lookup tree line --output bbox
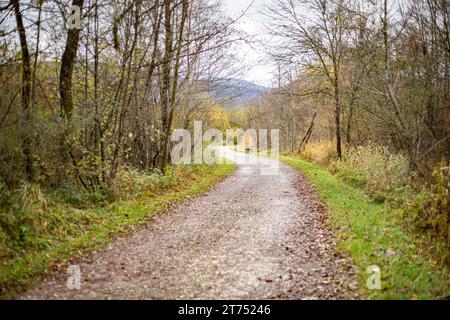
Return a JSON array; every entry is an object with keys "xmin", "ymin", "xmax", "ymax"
[
  {"xmin": 242, "ymin": 0, "xmax": 449, "ymax": 176},
  {"xmin": 0, "ymin": 0, "xmax": 238, "ymax": 191}
]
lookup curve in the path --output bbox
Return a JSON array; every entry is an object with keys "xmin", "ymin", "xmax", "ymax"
[{"xmin": 20, "ymin": 149, "xmax": 358, "ymax": 299}]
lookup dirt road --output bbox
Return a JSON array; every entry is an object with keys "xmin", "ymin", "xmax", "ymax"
[{"xmin": 20, "ymin": 149, "xmax": 358, "ymax": 299}]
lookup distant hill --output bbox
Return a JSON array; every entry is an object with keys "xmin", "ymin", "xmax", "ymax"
[{"xmin": 209, "ymin": 78, "xmax": 271, "ymax": 108}]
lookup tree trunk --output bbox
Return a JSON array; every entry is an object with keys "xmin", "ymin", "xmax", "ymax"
[
  {"xmin": 159, "ymin": 0, "xmax": 174, "ymax": 174},
  {"xmin": 59, "ymin": 0, "xmax": 86, "ymax": 189},
  {"xmin": 346, "ymin": 103, "xmax": 353, "ymax": 145},
  {"xmin": 298, "ymin": 112, "xmax": 317, "ymax": 153},
  {"xmin": 11, "ymin": 0, "xmax": 34, "ymax": 181},
  {"xmin": 334, "ymin": 74, "xmax": 342, "ymax": 160},
  {"xmin": 60, "ymin": 0, "xmax": 84, "ymax": 119},
  {"xmin": 160, "ymin": 0, "xmax": 188, "ymax": 174}
]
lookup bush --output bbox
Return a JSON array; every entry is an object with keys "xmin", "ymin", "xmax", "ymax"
[
  {"xmin": 406, "ymin": 166, "xmax": 449, "ymax": 264},
  {"xmin": 0, "ymin": 165, "xmax": 183, "ymax": 259},
  {"xmin": 0, "ymin": 129, "xmax": 24, "ymax": 189},
  {"xmin": 0, "ymin": 180, "xmax": 8, "ymax": 208},
  {"xmin": 113, "ymin": 167, "xmax": 167, "ymax": 200},
  {"xmin": 301, "ymin": 141, "xmax": 449, "ymax": 265},
  {"xmin": 302, "ymin": 140, "xmax": 338, "ymax": 165},
  {"xmin": 65, "ymin": 191, "xmax": 84, "ymax": 206},
  {"xmin": 328, "ymin": 161, "xmax": 367, "ymax": 188},
  {"xmin": 303, "ymin": 142, "xmax": 410, "ymax": 200},
  {"xmin": 0, "ymin": 182, "xmax": 52, "ymax": 254},
  {"xmin": 342, "ymin": 144, "xmax": 409, "ymax": 199}
]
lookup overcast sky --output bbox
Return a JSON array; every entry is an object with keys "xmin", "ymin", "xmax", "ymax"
[{"xmin": 222, "ymin": 0, "xmax": 276, "ymax": 87}]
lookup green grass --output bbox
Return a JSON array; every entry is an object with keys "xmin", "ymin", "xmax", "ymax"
[
  {"xmin": 281, "ymin": 156, "xmax": 449, "ymax": 300},
  {"xmin": 0, "ymin": 163, "xmax": 236, "ymax": 299}
]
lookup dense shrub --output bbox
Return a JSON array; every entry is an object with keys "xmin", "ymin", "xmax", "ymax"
[
  {"xmin": 0, "ymin": 182, "xmax": 54, "ymax": 257},
  {"xmin": 328, "ymin": 161, "xmax": 367, "ymax": 188},
  {"xmin": 0, "ymin": 167, "xmax": 178, "ymax": 261},
  {"xmin": 301, "ymin": 141, "xmax": 449, "ymax": 264},
  {"xmin": 332, "ymin": 144, "xmax": 410, "ymax": 200},
  {"xmin": 0, "ymin": 129, "xmax": 24, "ymax": 188},
  {"xmin": 302, "ymin": 142, "xmax": 410, "ymax": 201},
  {"xmin": 113, "ymin": 167, "xmax": 171, "ymax": 200},
  {"xmin": 406, "ymin": 166, "xmax": 449, "ymax": 264},
  {"xmin": 302, "ymin": 140, "xmax": 339, "ymax": 165}
]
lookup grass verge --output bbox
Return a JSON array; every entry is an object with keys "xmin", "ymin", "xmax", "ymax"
[
  {"xmin": 281, "ymin": 155, "xmax": 449, "ymax": 299},
  {"xmin": 0, "ymin": 163, "xmax": 235, "ymax": 299}
]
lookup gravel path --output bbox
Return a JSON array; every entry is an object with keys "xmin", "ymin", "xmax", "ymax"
[{"xmin": 19, "ymin": 149, "xmax": 359, "ymax": 299}]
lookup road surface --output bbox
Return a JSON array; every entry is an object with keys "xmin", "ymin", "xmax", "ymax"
[{"xmin": 20, "ymin": 149, "xmax": 358, "ymax": 299}]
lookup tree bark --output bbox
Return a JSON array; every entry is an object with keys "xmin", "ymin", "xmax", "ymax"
[
  {"xmin": 160, "ymin": 0, "xmax": 188, "ymax": 174},
  {"xmin": 60, "ymin": 0, "xmax": 84, "ymax": 119},
  {"xmin": 58, "ymin": 0, "xmax": 87, "ymax": 189},
  {"xmin": 11, "ymin": 0, "xmax": 34, "ymax": 181},
  {"xmin": 159, "ymin": 0, "xmax": 173, "ymax": 173},
  {"xmin": 334, "ymin": 73, "xmax": 342, "ymax": 160},
  {"xmin": 298, "ymin": 112, "xmax": 317, "ymax": 153}
]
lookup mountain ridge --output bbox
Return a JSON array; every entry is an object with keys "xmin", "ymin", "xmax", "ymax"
[{"xmin": 209, "ymin": 78, "xmax": 271, "ymax": 108}]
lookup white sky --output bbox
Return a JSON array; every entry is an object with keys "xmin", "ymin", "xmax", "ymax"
[{"xmin": 222, "ymin": 0, "xmax": 276, "ymax": 87}]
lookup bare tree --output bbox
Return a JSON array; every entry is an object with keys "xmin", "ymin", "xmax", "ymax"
[{"xmin": 266, "ymin": 0, "xmax": 354, "ymax": 159}]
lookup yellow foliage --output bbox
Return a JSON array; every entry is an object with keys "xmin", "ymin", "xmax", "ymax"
[
  {"xmin": 208, "ymin": 105, "xmax": 229, "ymax": 132},
  {"xmin": 302, "ymin": 140, "xmax": 338, "ymax": 165}
]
